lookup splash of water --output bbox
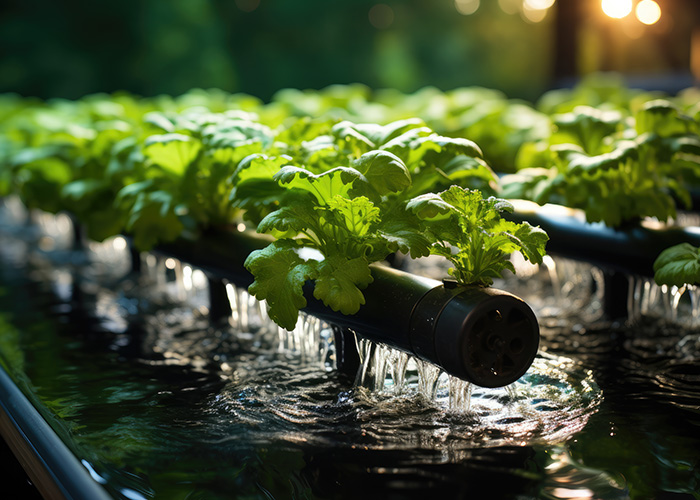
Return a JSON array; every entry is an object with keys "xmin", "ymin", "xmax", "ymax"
[
  {"xmin": 224, "ymin": 282, "xmax": 336, "ymax": 369},
  {"xmin": 352, "ymin": 335, "xmax": 600, "ymax": 442},
  {"xmin": 130, "ymin": 253, "xmax": 600, "ymax": 440},
  {"xmin": 629, "ymin": 276, "xmax": 700, "ymax": 328}
]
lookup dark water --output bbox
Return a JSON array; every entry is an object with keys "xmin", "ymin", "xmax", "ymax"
[{"xmin": 0, "ymin": 202, "xmax": 699, "ymax": 500}]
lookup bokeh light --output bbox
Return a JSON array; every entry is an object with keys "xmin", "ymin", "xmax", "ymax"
[
  {"xmin": 368, "ymin": 3, "xmax": 395, "ymax": 29},
  {"xmin": 455, "ymin": 0, "xmax": 480, "ymax": 16},
  {"xmin": 636, "ymin": 0, "xmax": 662, "ymax": 25},
  {"xmin": 498, "ymin": 0, "xmax": 521, "ymax": 15},
  {"xmin": 601, "ymin": 0, "xmax": 633, "ymax": 19},
  {"xmin": 524, "ymin": 0, "xmax": 556, "ymax": 10},
  {"xmin": 522, "ymin": 0, "xmax": 551, "ymax": 23}
]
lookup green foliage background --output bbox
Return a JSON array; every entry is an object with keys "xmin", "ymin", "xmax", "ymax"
[{"xmin": 0, "ymin": 0, "xmax": 553, "ymax": 101}]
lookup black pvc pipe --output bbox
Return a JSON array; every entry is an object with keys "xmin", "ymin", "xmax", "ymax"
[
  {"xmin": 507, "ymin": 202, "xmax": 700, "ymax": 278},
  {"xmin": 155, "ymin": 229, "xmax": 540, "ymax": 388}
]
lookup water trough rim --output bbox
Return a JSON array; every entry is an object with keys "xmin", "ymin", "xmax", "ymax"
[{"xmin": 0, "ymin": 365, "xmax": 113, "ymax": 500}]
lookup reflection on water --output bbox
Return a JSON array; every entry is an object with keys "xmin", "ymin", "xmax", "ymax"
[{"xmin": 1, "ymin": 200, "xmax": 700, "ymax": 499}]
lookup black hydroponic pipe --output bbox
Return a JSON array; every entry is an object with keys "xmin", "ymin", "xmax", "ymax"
[
  {"xmin": 506, "ymin": 201, "xmax": 700, "ymax": 320},
  {"xmin": 155, "ymin": 229, "xmax": 540, "ymax": 388},
  {"xmin": 305, "ymin": 267, "xmax": 539, "ymax": 388},
  {"xmin": 508, "ymin": 201, "xmax": 700, "ymax": 278}
]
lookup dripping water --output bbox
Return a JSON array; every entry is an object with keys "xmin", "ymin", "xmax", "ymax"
[
  {"xmin": 628, "ymin": 276, "xmax": 700, "ymax": 328},
  {"xmin": 0, "ymin": 204, "xmax": 601, "ymax": 423},
  {"xmin": 448, "ymin": 377, "xmax": 473, "ymax": 412}
]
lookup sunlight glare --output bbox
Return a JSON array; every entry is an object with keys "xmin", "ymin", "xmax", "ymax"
[
  {"xmin": 601, "ymin": 0, "xmax": 632, "ymax": 19},
  {"xmin": 522, "ymin": 2, "xmax": 549, "ymax": 23},
  {"xmin": 635, "ymin": 0, "xmax": 661, "ymax": 25}
]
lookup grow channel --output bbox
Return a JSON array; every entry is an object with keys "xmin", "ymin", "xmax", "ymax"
[{"xmin": 1, "ymin": 197, "xmax": 699, "ymax": 499}]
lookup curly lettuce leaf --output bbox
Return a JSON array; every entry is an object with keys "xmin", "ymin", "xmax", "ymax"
[
  {"xmin": 244, "ymin": 240, "xmax": 318, "ymax": 331},
  {"xmin": 124, "ymin": 190, "xmax": 185, "ymax": 251},
  {"xmin": 324, "ymin": 195, "xmax": 380, "ymax": 238},
  {"xmin": 313, "ymin": 255, "xmax": 373, "ymax": 315},
  {"xmin": 408, "ymin": 186, "xmax": 548, "ymax": 286},
  {"xmin": 246, "ymin": 158, "xmax": 421, "ymax": 327}
]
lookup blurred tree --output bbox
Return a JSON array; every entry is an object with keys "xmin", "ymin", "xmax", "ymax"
[
  {"xmin": 0, "ymin": 0, "xmax": 553, "ymax": 101},
  {"xmin": 132, "ymin": 0, "xmax": 238, "ymax": 96}
]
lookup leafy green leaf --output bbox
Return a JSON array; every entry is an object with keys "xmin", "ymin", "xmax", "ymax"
[
  {"xmin": 143, "ymin": 133, "xmax": 201, "ymax": 176},
  {"xmin": 274, "ymin": 165, "xmax": 362, "ymax": 204},
  {"xmin": 553, "ymin": 105, "xmax": 623, "ymax": 154},
  {"xmin": 143, "ymin": 112, "xmax": 176, "ymax": 133},
  {"xmin": 332, "ymin": 119, "xmax": 424, "ymax": 153},
  {"xmin": 124, "ymin": 190, "xmax": 184, "ymax": 250},
  {"xmin": 493, "ymin": 218, "xmax": 550, "ymax": 263},
  {"xmin": 256, "ymin": 199, "xmax": 318, "ymax": 237},
  {"xmin": 274, "ymin": 117, "xmax": 333, "ymax": 148},
  {"xmin": 376, "ymin": 208, "xmax": 432, "ymax": 259},
  {"xmin": 313, "ymin": 255, "xmax": 373, "ymax": 315},
  {"xmin": 15, "ymin": 157, "xmax": 73, "ymax": 213},
  {"xmin": 204, "ymin": 119, "xmax": 274, "ymax": 149},
  {"xmin": 350, "ymin": 150, "xmax": 411, "ymax": 196},
  {"xmin": 564, "ymin": 140, "xmax": 638, "ymax": 174},
  {"xmin": 325, "ymin": 195, "xmax": 380, "ymax": 238},
  {"xmin": 244, "ymin": 240, "xmax": 318, "ymax": 331},
  {"xmin": 636, "ymin": 100, "xmax": 694, "ymax": 136},
  {"xmin": 653, "ymin": 243, "xmax": 700, "ymax": 287},
  {"xmin": 230, "ymin": 153, "xmax": 291, "ymax": 186},
  {"xmin": 405, "ymin": 192, "xmax": 454, "ymax": 220}
]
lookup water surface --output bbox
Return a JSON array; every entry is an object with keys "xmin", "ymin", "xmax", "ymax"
[{"xmin": 0, "ymin": 202, "xmax": 698, "ymax": 499}]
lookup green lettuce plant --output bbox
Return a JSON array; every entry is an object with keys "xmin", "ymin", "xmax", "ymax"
[
  {"xmin": 243, "ymin": 154, "xmax": 429, "ymax": 330},
  {"xmin": 408, "ymin": 186, "xmax": 548, "ymax": 286},
  {"xmin": 502, "ymin": 99, "xmax": 700, "ymax": 228}
]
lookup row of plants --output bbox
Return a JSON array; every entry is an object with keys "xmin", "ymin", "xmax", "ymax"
[
  {"xmin": 0, "ymin": 92, "xmax": 548, "ymax": 331},
  {"xmin": 4, "ymin": 75, "xmax": 699, "ymax": 224},
  {"xmin": 1, "ymin": 76, "xmax": 699, "ymax": 325}
]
